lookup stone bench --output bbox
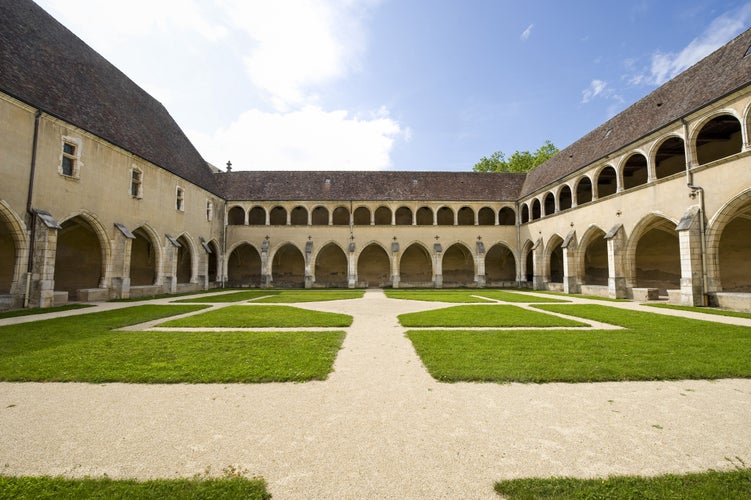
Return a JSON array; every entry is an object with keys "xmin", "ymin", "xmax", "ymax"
[
  {"xmin": 77, "ymin": 288, "xmax": 108, "ymax": 302},
  {"xmin": 579, "ymin": 284, "xmax": 609, "ymax": 298},
  {"xmin": 708, "ymin": 292, "xmax": 751, "ymax": 313},
  {"xmin": 52, "ymin": 291, "xmax": 69, "ymax": 306},
  {"xmin": 129, "ymin": 285, "xmax": 162, "ymax": 299},
  {"xmin": 632, "ymin": 287, "xmax": 659, "ymax": 301}
]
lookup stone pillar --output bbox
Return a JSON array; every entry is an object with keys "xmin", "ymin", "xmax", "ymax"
[
  {"xmin": 433, "ymin": 242, "xmax": 443, "ymax": 288},
  {"xmin": 28, "ymin": 212, "xmax": 60, "ymax": 308},
  {"xmin": 163, "ymin": 236, "xmax": 179, "ymax": 294},
  {"xmin": 475, "ymin": 240, "xmax": 486, "ymax": 288},
  {"xmin": 562, "ymin": 230, "xmax": 580, "ymax": 294},
  {"xmin": 532, "ymin": 238, "xmax": 545, "ymax": 290},
  {"xmin": 391, "ymin": 241, "xmax": 400, "ymax": 288},
  {"xmin": 261, "ymin": 240, "xmax": 271, "ymax": 288},
  {"xmin": 604, "ymin": 224, "xmax": 627, "ymax": 298},
  {"xmin": 304, "ymin": 241, "xmax": 313, "ymax": 288},
  {"xmin": 676, "ymin": 206, "xmax": 706, "ymax": 306},
  {"xmin": 111, "ymin": 223, "xmax": 135, "ymax": 299}
]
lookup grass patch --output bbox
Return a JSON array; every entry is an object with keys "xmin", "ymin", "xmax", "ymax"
[
  {"xmin": 0, "ymin": 474, "xmax": 270, "ymax": 499},
  {"xmin": 108, "ymin": 289, "xmax": 227, "ymax": 302},
  {"xmin": 174, "ymin": 290, "xmax": 278, "ymax": 303},
  {"xmin": 252, "ymin": 290, "xmax": 364, "ymax": 303},
  {"xmin": 532, "ymin": 289, "xmax": 629, "ymax": 302},
  {"xmin": 646, "ymin": 303, "xmax": 751, "ymax": 320},
  {"xmin": 495, "ymin": 468, "xmax": 751, "ymax": 499},
  {"xmin": 385, "ymin": 290, "xmax": 492, "ymax": 303},
  {"xmin": 407, "ymin": 304, "xmax": 751, "ymax": 383},
  {"xmin": 0, "ymin": 304, "xmax": 94, "ymax": 319},
  {"xmin": 160, "ymin": 305, "xmax": 353, "ymax": 328},
  {"xmin": 470, "ymin": 290, "xmax": 569, "ymax": 303},
  {"xmin": 0, "ymin": 305, "xmax": 344, "ymax": 382},
  {"xmin": 398, "ymin": 305, "xmax": 587, "ymax": 328}
]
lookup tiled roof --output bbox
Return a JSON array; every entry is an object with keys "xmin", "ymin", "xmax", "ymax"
[
  {"xmin": 0, "ymin": 0, "xmax": 220, "ymax": 195},
  {"xmin": 521, "ymin": 27, "xmax": 751, "ymax": 198},
  {"xmin": 216, "ymin": 171, "xmax": 526, "ymax": 202}
]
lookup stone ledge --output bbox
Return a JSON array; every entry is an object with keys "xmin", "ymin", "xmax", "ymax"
[
  {"xmin": 632, "ymin": 287, "xmax": 659, "ymax": 301},
  {"xmin": 77, "ymin": 288, "xmax": 108, "ymax": 302}
]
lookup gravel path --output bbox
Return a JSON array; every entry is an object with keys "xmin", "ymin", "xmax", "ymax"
[{"xmin": 1, "ymin": 290, "xmax": 750, "ymax": 499}]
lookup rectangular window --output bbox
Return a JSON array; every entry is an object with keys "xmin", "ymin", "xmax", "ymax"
[
  {"xmin": 130, "ymin": 168, "xmax": 143, "ymax": 198},
  {"xmin": 61, "ymin": 142, "xmax": 76, "ymax": 176},
  {"xmin": 176, "ymin": 187, "xmax": 185, "ymax": 211},
  {"xmin": 206, "ymin": 200, "xmax": 214, "ymax": 221}
]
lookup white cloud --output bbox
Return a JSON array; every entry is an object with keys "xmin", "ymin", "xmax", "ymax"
[
  {"xmin": 633, "ymin": 2, "xmax": 751, "ymax": 85},
  {"xmin": 581, "ymin": 79, "xmax": 607, "ymax": 103},
  {"xmin": 520, "ymin": 24, "xmax": 534, "ymax": 42},
  {"xmin": 190, "ymin": 106, "xmax": 404, "ymax": 171}
]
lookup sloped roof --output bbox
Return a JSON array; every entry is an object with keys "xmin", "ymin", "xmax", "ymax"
[
  {"xmin": 216, "ymin": 170, "xmax": 526, "ymax": 202},
  {"xmin": 521, "ymin": 27, "xmax": 751, "ymax": 198},
  {"xmin": 0, "ymin": 0, "xmax": 220, "ymax": 195}
]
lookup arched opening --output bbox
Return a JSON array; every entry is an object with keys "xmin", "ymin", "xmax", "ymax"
[
  {"xmin": 272, "ymin": 244, "xmax": 305, "ymax": 287},
  {"xmin": 395, "ymin": 206, "xmax": 413, "ymax": 225},
  {"xmin": 400, "ymin": 244, "xmax": 432, "ymax": 284},
  {"xmin": 576, "ymin": 177, "xmax": 593, "ymax": 205},
  {"xmin": 270, "ymin": 206, "xmax": 287, "ymax": 225},
  {"xmin": 478, "ymin": 207, "xmax": 495, "ymax": 225},
  {"xmin": 374, "ymin": 206, "xmax": 391, "ymax": 225},
  {"xmin": 416, "ymin": 207, "xmax": 433, "ymax": 225},
  {"xmin": 696, "ymin": 114, "xmax": 742, "ymax": 165},
  {"xmin": 312, "ymin": 206, "xmax": 329, "ymax": 225},
  {"xmin": 655, "ymin": 137, "xmax": 686, "ymax": 179},
  {"xmin": 332, "ymin": 207, "xmax": 349, "ymax": 225},
  {"xmin": 633, "ymin": 219, "xmax": 680, "ymax": 295},
  {"xmin": 290, "ymin": 206, "xmax": 308, "ymax": 225},
  {"xmin": 207, "ymin": 240, "xmax": 219, "ymax": 283},
  {"xmin": 248, "ymin": 206, "xmax": 266, "ymax": 225},
  {"xmin": 499, "ymin": 207, "xmax": 515, "ymax": 225},
  {"xmin": 130, "ymin": 227, "xmax": 158, "ymax": 286},
  {"xmin": 357, "ymin": 244, "xmax": 390, "ymax": 286},
  {"xmin": 547, "ymin": 237, "xmax": 564, "ymax": 284},
  {"xmin": 54, "ymin": 216, "xmax": 103, "ymax": 298},
  {"xmin": 581, "ymin": 228, "xmax": 608, "ymax": 285},
  {"xmin": 227, "ymin": 206, "xmax": 245, "ymax": 225},
  {"xmin": 717, "ymin": 201, "xmax": 751, "ymax": 291},
  {"xmin": 457, "ymin": 207, "xmax": 474, "ymax": 225},
  {"xmin": 442, "ymin": 243, "xmax": 474, "ymax": 286},
  {"xmin": 0, "ymin": 212, "xmax": 18, "ymax": 294},
  {"xmin": 176, "ymin": 235, "xmax": 192, "ymax": 284},
  {"xmin": 521, "ymin": 204, "xmax": 530, "ymax": 224},
  {"xmin": 622, "ymin": 153, "xmax": 649, "ymax": 190},
  {"xmin": 228, "ymin": 243, "xmax": 262, "ymax": 286},
  {"xmin": 315, "ymin": 243, "xmax": 348, "ymax": 287},
  {"xmin": 437, "ymin": 207, "xmax": 454, "ymax": 225},
  {"xmin": 523, "ymin": 243, "xmax": 534, "ymax": 282},
  {"xmin": 353, "ymin": 206, "xmax": 371, "ymax": 225},
  {"xmin": 531, "ymin": 199, "xmax": 541, "ymax": 220},
  {"xmin": 597, "ymin": 166, "xmax": 617, "ymax": 197},
  {"xmin": 559, "ymin": 185, "xmax": 572, "ymax": 211},
  {"xmin": 543, "ymin": 192, "xmax": 555, "ymax": 216},
  {"xmin": 485, "ymin": 244, "xmax": 515, "ymax": 284}
]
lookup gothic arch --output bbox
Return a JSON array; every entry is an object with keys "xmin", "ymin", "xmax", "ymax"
[
  {"xmin": 357, "ymin": 242, "xmax": 390, "ymax": 286},
  {"xmin": 544, "ymin": 234, "xmax": 564, "ymax": 283},
  {"xmin": 175, "ymin": 233, "xmax": 197, "ymax": 284},
  {"xmin": 313, "ymin": 242, "xmax": 348, "ymax": 286},
  {"xmin": 578, "ymin": 225, "xmax": 608, "ymax": 286},
  {"xmin": 400, "ymin": 242, "xmax": 433, "ymax": 284},
  {"xmin": 130, "ymin": 224, "xmax": 162, "ymax": 286},
  {"xmin": 270, "ymin": 243, "xmax": 305, "ymax": 287},
  {"xmin": 485, "ymin": 243, "xmax": 516, "ymax": 284},
  {"xmin": 0, "ymin": 201, "xmax": 27, "ymax": 295},
  {"xmin": 624, "ymin": 213, "xmax": 680, "ymax": 295},
  {"xmin": 55, "ymin": 211, "xmax": 111, "ymax": 297},
  {"xmin": 707, "ymin": 189, "xmax": 751, "ymax": 292},
  {"xmin": 442, "ymin": 242, "xmax": 474, "ymax": 285},
  {"xmin": 227, "ymin": 242, "xmax": 263, "ymax": 286}
]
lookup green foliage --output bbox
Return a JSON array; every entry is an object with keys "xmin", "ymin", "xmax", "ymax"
[
  {"xmin": 160, "ymin": 305, "xmax": 353, "ymax": 328},
  {"xmin": 473, "ymin": 140, "xmax": 559, "ymax": 173},
  {"xmin": 647, "ymin": 303, "xmax": 751, "ymax": 319},
  {"xmin": 0, "ymin": 474, "xmax": 271, "ymax": 499},
  {"xmin": 398, "ymin": 305, "xmax": 586, "ymax": 327},
  {"xmin": 494, "ymin": 468, "xmax": 751, "ymax": 499}
]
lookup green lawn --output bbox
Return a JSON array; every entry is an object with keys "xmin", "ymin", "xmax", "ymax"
[
  {"xmin": 160, "ymin": 305, "xmax": 352, "ymax": 328},
  {"xmin": 252, "ymin": 290, "xmax": 364, "ymax": 303},
  {"xmin": 406, "ymin": 305, "xmax": 751, "ymax": 383},
  {"xmin": 469, "ymin": 290, "xmax": 569, "ymax": 303},
  {"xmin": 0, "ymin": 475, "xmax": 270, "ymax": 499},
  {"xmin": 398, "ymin": 305, "xmax": 587, "ymax": 328},
  {"xmin": 495, "ymin": 469, "xmax": 751, "ymax": 499},
  {"xmin": 646, "ymin": 303, "xmax": 751, "ymax": 320},
  {"xmin": 0, "ymin": 303, "xmax": 94, "ymax": 319},
  {"xmin": 385, "ymin": 289, "xmax": 567, "ymax": 303},
  {"xmin": 0, "ymin": 305, "xmax": 344, "ymax": 382},
  {"xmin": 174, "ymin": 290, "xmax": 278, "ymax": 303}
]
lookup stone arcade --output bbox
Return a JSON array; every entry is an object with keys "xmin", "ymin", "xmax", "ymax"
[{"xmin": 1, "ymin": 0, "xmax": 750, "ymax": 311}]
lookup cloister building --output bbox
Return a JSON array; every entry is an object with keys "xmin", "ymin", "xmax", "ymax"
[{"xmin": 1, "ymin": 0, "xmax": 750, "ymax": 311}]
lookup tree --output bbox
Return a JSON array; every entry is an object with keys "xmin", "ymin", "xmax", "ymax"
[{"xmin": 473, "ymin": 140, "xmax": 559, "ymax": 173}]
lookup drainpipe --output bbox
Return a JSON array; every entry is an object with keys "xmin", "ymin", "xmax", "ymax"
[{"xmin": 24, "ymin": 110, "xmax": 42, "ymax": 308}]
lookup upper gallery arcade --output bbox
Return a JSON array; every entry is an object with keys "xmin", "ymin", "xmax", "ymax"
[{"xmin": 0, "ymin": 0, "xmax": 750, "ymax": 311}]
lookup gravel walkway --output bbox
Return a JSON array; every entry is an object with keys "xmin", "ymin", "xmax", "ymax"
[{"xmin": 1, "ymin": 290, "xmax": 750, "ymax": 499}]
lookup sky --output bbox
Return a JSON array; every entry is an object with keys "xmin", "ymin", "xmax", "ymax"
[{"xmin": 34, "ymin": 0, "xmax": 751, "ymax": 172}]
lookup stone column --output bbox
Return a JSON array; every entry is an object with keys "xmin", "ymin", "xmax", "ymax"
[
  {"xmin": 676, "ymin": 205, "xmax": 706, "ymax": 306},
  {"xmin": 304, "ymin": 241, "xmax": 313, "ymax": 288},
  {"xmin": 163, "ymin": 235, "xmax": 179, "ymax": 294},
  {"xmin": 261, "ymin": 240, "xmax": 271, "ymax": 288},
  {"xmin": 28, "ymin": 211, "xmax": 60, "ymax": 308},
  {"xmin": 347, "ymin": 242, "xmax": 356, "ymax": 288},
  {"xmin": 475, "ymin": 241, "xmax": 486, "ymax": 288},
  {"xmin": 433, "ymin": 242, "xmax": 443, "ymax": 288},
  {"xmin": 604, "ymin": 224, "xmax": 627, "ymax": 298},
  {"xmin": 391, "ymin": 241, "xmax": 400, "ymax": 288},
  {"xmin": 532, "ymin": 238, "xmax": 545, "ymax": 290},
  {"xmin": 562, "ymin": 230, "xmax": 580, "ymax": 294},
  {"xmin": 110, "ymin": 223, "xmax": 135, "ymax": 299}
]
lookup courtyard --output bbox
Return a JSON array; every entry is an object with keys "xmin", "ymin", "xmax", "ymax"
[{"xmin": 0, "ymin": 289, "xmax": 750, "ymax": 498}]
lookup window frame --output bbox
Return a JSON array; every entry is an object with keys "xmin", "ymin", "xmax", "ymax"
[
  {"xmin": 59, "ymin": 136, "xmax": 83, "ymax": 178},
  {"xmin": 129, "ymin": 166, "xmax": 143, "ymax": 199},
  {"xmin": 176, "ymin": 186, "xmax": 185, "ymax": 212}
]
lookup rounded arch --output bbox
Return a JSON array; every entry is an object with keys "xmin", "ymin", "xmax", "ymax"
[
  {"xmin": 416, "ymin": 206, "xmax": 433, "ymax": 225},
  {"xmin": 575, "ymin": 176, "xmax": 593, "ymax": 205},
  {"xmin": 269, "ymin": 206, "xmax": 287, "ymax": 225},
  {"xmin": 332, "ymin": 206, "xmax": 350, "ymax": 226},
  {"xmin": 271, "ymin": 243, "xmax": 305, "ymax": 287},
  {"xmin": 248, "ymin": 206, "xmax": 267, "ymax": 225},
  {"xmin": 290, "ymin": 206, "xmax": 308, "ymax": 225},
  {"xmin": 442, "ymin": 242, "xmax": 474, "ymax": 286},
  {"xmin": 400, "ymin": 242, "xmax": 432, "ymax": 284},
  {"xmin": 707, "ymin": 189, "xmax": 751, "ymax": 292},
  {"xmin": 311, "ymin": 206, "xmax": 329, "ymax": 225},
  {"xmin": 544, "ymin": 234, "xmax": 564, "ymax": 283},
  {"xmin": 353, "ymin": 206, "xmax": 371, "ymax": 225},
  {"xmin": 0, "ymin": 201, "xmax": 27, "ymax": 295},
  {"xmin": 395, "ymin": 206, "xmax": 413, "ymax": 225},
  {"xmin": 543, "ymin": 192, "xmax": 555, "ymax": 217},
  {"xmin": 227, "ymin": 206, "xmax": 246, "ymax": 225},
  {"xmin": 558, "ymin": 184, "xmax": 573, "ymax": 211},
  {"xmin": 530, "ymin": 199, "xmax": 541, "ymax": 221},
  {"xmin": 478, "ymin": 207, "xmax": 495, "ymax": 225},
  {"xmin": 652, "ymin": 135, "xmax": 686, "ymax": 179},
  {"xmin": 227, "ymin": 242, "xmax": 262, "ymax": 286},
  {"xmin": 499, "ymin": 207, "xmax": 515, "ymax": 226},
  {"xmin": 625, "ymin": 214, "xmax": 680, "ymax": 295},
  {"xmin": 175, "ymin": 233, "xmax": 197, "ymax": 284},
  {"xmin": 437, "ymin": 206, "xmax": 454, "ymax": 226},
  {"xmin": 357, "ymin": 242, "xmax": 390, "ymax": 286},
  {"xmin": 457, "ymin": 206, "xmax": 474, "ymax": 225},
  {"xmin": 578, "ymin": 225, "xmax": 608, "ymax": 286},
  {"xmin": 621, "ymin": 152, "xmax": 649, "ymax": 190},
  {"xmin": 55, "ymin": 212, "xmax": 110, "ymax": 298},
  {"xmin": 314, "ymin": 242, "xmax": 348, "ymax": 286},
  {"xmin": 521, "ymin": 204, "xmax": 530, "ymax": 224},
  {"xmin": 695, "ymin": 112, "xmax": 743, "ymax": 165},
  {"xmin": 130, "ymin": 225, "xmax": 161, "ymax": 286},
  {"xmin": 485, "ymin": 243, "xmax": 516, "ymax": 284},
  {"xmin": 374, "ymin": 206, "xmax": 391, "ymax": 225},
  {"xmin": 596, "ymin": 165, "xmax": 618, "ymax": 198}
]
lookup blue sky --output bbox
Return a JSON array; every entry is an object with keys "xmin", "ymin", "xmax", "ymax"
[{"xmin": 34, "ymin": 0, "xmax": 751, "ymax": 172}]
